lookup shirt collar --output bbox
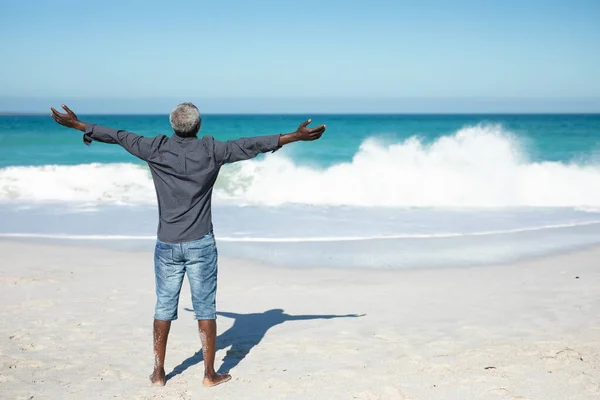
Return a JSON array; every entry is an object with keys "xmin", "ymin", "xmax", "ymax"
[{"xmin": 171, "ymin": 133, "xmax": 198, "ymax": 142}]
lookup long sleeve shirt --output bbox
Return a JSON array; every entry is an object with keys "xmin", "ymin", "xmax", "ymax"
[{"xmin": 83, "ymin": 123, "xmax": 281, "ymax": 243}]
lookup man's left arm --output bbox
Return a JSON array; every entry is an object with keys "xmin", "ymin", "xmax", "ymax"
[{"xmin": 51, "ymin": 104, "xmax": 160, "ymax": 161}]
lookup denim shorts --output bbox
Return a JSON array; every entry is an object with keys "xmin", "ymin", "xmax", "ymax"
[{"xmin": 154, "ymin": 232, "xmax": 218, "ymax": 321}]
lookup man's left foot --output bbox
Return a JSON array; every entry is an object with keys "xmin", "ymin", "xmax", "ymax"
[
  {"xmin": 203, "ymin": 373, "xmax": 232, "ymax": 387},
  {"xmin": 149, "ymin": 368, "xmax": 166, "ymax": 386}
]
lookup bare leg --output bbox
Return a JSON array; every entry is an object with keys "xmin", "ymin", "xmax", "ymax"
[
  {"xmin": 198, "ymin": 319, "xmax": 231, "ymax": 387},
  {"xmin": 150, "ymin": 319, "xmax": 171, "ymax": 386}
]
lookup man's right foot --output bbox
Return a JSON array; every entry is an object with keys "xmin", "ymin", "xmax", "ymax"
[
  {"xmin": 203, "ymin": 373, "xmax": 232, "ymax": 387},
  {"xmin": 149, "ymin": 368, "xmax": 166, "ymax": 386}
]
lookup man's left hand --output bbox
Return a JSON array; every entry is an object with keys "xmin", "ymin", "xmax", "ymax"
[{"xmin": 51, "ymin": 104, "xmax": 86, "ymax": 131}]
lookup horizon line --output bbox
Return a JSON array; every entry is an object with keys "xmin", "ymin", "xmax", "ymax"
[{"xmin": 2, "ymin": 111, "xmax": 600, "ymax": 116}]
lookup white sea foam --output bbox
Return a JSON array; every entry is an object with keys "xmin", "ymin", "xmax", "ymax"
[
  {"xmin": 0, "ymin": 163, "xmax": 155, "ymax": 204},
  {"xmin": 2, "ymin": 125, "xmax": 600, "ymax": 207},
  {"xmin": 217, "ymin": 124, "xmax": 600, "ymax": 207}
]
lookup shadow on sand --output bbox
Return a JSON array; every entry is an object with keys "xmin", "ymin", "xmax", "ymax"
[{"xmin": 166, "ymin": 309, "xmax": 364, "ymax": 381}]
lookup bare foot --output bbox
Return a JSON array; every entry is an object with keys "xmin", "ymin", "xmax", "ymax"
[
  {"xmin": 149, "ymin": 368, "xmax": 166, "ymax": 387},
  {"xmin": 203, "ymin": 373, "xmax": 232, "ymax": 387}
]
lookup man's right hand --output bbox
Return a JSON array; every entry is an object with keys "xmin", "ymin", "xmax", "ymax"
[
  {"xmin": 294, "ymin": 119, "xmax": 326, "ymax": 141},
  {"xmin": 51, "ymin": 104, "xmax": 86, "ymax": 132},
  {"xmin": 278, "ymin": 119, "xmax": 326, "ymax": 147}
]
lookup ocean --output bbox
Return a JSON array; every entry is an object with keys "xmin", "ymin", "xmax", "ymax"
[{"xmin": 1, "ymin": 114, "xmax": 600, "ymax": 268}]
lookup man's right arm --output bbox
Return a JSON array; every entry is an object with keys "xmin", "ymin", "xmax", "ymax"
[{"xmin": 211, "ymin": 119, "xmax": 326, "ymax": 165}]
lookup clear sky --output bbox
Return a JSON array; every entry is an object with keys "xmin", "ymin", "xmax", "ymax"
[{"xmin": 1, "ymin": 0, "xmax": 599, "ymax": 113}]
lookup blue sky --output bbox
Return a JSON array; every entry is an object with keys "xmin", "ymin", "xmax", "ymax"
[{"xmin": 1, "ymin": 0, "xmax": 599, "ymax": 113}]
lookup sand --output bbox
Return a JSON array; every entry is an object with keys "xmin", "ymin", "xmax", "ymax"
[{"xmin": 1, "ymin": 239, "xmax": 599, "ymax": 400}]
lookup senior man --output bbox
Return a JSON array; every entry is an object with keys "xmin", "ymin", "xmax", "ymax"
[{"xmin": 50, "ymin": 103, "xmax": 326, "ymax": 387}]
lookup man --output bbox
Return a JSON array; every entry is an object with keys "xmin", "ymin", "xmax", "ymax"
[{"xmin": 50, "ymin": 103, "xmax": 326, "ymax": 387}]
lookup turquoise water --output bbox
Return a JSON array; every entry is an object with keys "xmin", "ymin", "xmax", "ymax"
[
  {"xmin": 1, "ymin": 114, "xmax": 599, "ymax": 167},
  {"xmin": 1, "ymin": 113, "xmax": 600, "ymax": 268}
]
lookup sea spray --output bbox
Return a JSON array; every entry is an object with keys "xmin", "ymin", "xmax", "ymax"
[{"xmin": 2, "ymin": 124, "xmax": 600, "ymax": 207}]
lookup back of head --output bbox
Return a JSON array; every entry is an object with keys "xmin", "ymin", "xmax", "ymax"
[{"xmin": 170, "ymin": 102, "xmax": 201, "ymax": 137}]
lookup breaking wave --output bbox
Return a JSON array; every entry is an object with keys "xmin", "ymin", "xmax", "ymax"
[{"xmin": 2, "ymin": 125, "xmax": 600, "ymax": 207}]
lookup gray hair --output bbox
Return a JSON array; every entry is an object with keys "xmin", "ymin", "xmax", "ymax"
[{"xmin": 169, "ymin": 102, "xmax": 201, "ymax": 136}]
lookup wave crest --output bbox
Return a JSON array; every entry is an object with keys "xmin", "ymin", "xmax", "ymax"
[
  {"xmin": 216, "ymin": 124, "xmax": 600, "ymax": 207},
  {"xmin": 0, "ymin": 163, "xmax": 155, "ymax": 204},
  {"xmin": 2, "ymin": 125, "xmax": 600, "ymax": 207}
]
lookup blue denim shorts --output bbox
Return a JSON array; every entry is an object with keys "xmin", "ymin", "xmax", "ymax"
[{"xmin": 154, "ymin": 232, "xmax": 218, "ymax": 321}]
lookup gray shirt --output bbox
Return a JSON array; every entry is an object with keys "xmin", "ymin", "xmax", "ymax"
[{"xmin": 83, "ymin": 124, "xmax": 280, "ymax": 243}]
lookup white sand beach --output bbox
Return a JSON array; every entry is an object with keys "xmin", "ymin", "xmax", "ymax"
[{"xmin": 1, "ymin": 239, "xmax": 599, "ymax": 400}]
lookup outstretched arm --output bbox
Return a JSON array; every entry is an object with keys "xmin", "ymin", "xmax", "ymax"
[
  {"xmin": 212, "ymin": 119, "xmax": 326, "ymax": 165},
  {"xmin": 51, "ymin": 104, "xmax": 161, "ymax": 161}
]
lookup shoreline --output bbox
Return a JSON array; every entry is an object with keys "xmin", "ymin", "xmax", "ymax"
[
  {"xmin": 1, "ymin": 239, "xmax": 599, "ymax": 399},
  {"xmin": 2, "ymin": 219, "xmax": 600, "ymax": 270}
]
